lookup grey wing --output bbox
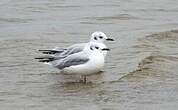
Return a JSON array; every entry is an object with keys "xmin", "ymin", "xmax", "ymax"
[
  {"xmin": 39, "ymin": 43, "xmax": 86, "ymax": 56},
  {"xmin": 60, "ymin": 44, "xmax": 85, "ymax": 56},
  {"xmin": 55, "ymin": 55, "xmax": 89, "ymax": 69}
]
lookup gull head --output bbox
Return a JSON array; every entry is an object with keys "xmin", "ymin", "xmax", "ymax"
[
  {"xmin": 84, "ymin": 43, "xmax": 110, "ymax": 54},
  {"xmin": 90, "ymin": 31, "xmax": 114, "ymax": 43}
]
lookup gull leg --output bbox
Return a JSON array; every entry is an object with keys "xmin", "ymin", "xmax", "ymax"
[
  {"xmin": 83, "ymin": 75, "xmax": 87, "ymax": 83},
  {"xmin": 79, "ymin": 75, "xmax": 87, "ymax": 83}
]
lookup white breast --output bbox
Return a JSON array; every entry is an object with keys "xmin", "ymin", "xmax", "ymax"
[{"xmin": 62, "ymin": 51, "xmax": 105, "ymax": 75}]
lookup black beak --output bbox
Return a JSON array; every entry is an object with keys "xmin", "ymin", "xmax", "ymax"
[
  {"xmin": 106, "ymin": 38, "xmax": 114, "ymax": 41},
  {"xmin": 102, "ymin": 48, "xmax": 110, "ymax": 51}
]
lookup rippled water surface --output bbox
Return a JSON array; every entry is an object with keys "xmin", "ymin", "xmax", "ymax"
[{"xmin": 0, "ymin": 0, "xmax": 178, "ymax": 110}]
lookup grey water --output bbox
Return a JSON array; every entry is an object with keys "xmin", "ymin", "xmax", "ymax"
[{"xmin": 0, "ymin": 0, "xmax": 178, "ymax": 110}]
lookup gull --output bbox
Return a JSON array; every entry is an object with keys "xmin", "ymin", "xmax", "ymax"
[
  {"xmin": 39, "ymin": 31, "xmax": 114, "ymax": 58},
  {"xmin": 35, "ymin": 43, "xmax": 110, "ymax": 83}
]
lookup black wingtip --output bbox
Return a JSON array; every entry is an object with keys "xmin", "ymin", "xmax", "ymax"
[
  {"xmin": 38, "ymin": 60, "xmax": 50, "ymax": 62},
  {"xmin": 35, "ymin": 57, "xmax": 44, "ymax": 59},
  {"xmin": 39, "ymin": 49, "xmax": 64, "ymax": 54}
]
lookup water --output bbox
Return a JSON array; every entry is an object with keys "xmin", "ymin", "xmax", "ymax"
[{"xmin": 0, "ymin": 0, "xmax": 178, "ymax": 110}]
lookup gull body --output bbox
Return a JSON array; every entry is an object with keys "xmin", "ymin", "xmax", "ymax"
[
  {"xmin": 47, "ymin": 43, "xmax": 107, "ymax": 75},
  {"xmin": 61, "ymin": 46, "xmax": 105, "ymax": 75},
  {"xmin": 39, "ymin": 31, "xmax": 114, "ymax": 57}
]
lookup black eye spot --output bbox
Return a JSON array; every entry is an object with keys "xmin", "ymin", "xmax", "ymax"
[
  {"xmin": 95, "ymin": 46, "xmax": 99, "ymax": 49},
  {"xmin": 94, "ymin": 37, "xmax": 97, "ymax": 40},
  {"xmin": 99, "ymin": 36, "xmax": 103, "ymax": 39},
  {"xmin": 90, "ymin": 47, "xmax": 93, "ymax": 50}
]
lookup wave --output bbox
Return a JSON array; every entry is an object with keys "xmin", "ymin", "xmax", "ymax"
[{"xmin": 121, "ymin": 29, "xmax": 178, "ymax": 81}]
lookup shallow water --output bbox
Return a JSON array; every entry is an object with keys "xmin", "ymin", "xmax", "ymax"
[{"xmin": 0, "ymin": 0, "xmax": 178, "ymax": 110}]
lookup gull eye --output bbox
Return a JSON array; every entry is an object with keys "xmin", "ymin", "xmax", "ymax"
[
  {"xmin": 99, "ymin": 36, "xmax": 103, "ymax": 39},
  {"xmin": 94, "ymin": 37, "xmax": 97, "ymax": 40},
  {"xmin": 95, "ymin": 46, "xmax": 99, "ymax": 49},
  {"xmin": 90, "ymin": 47, "xmax": 93, "ymax": 50}
]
